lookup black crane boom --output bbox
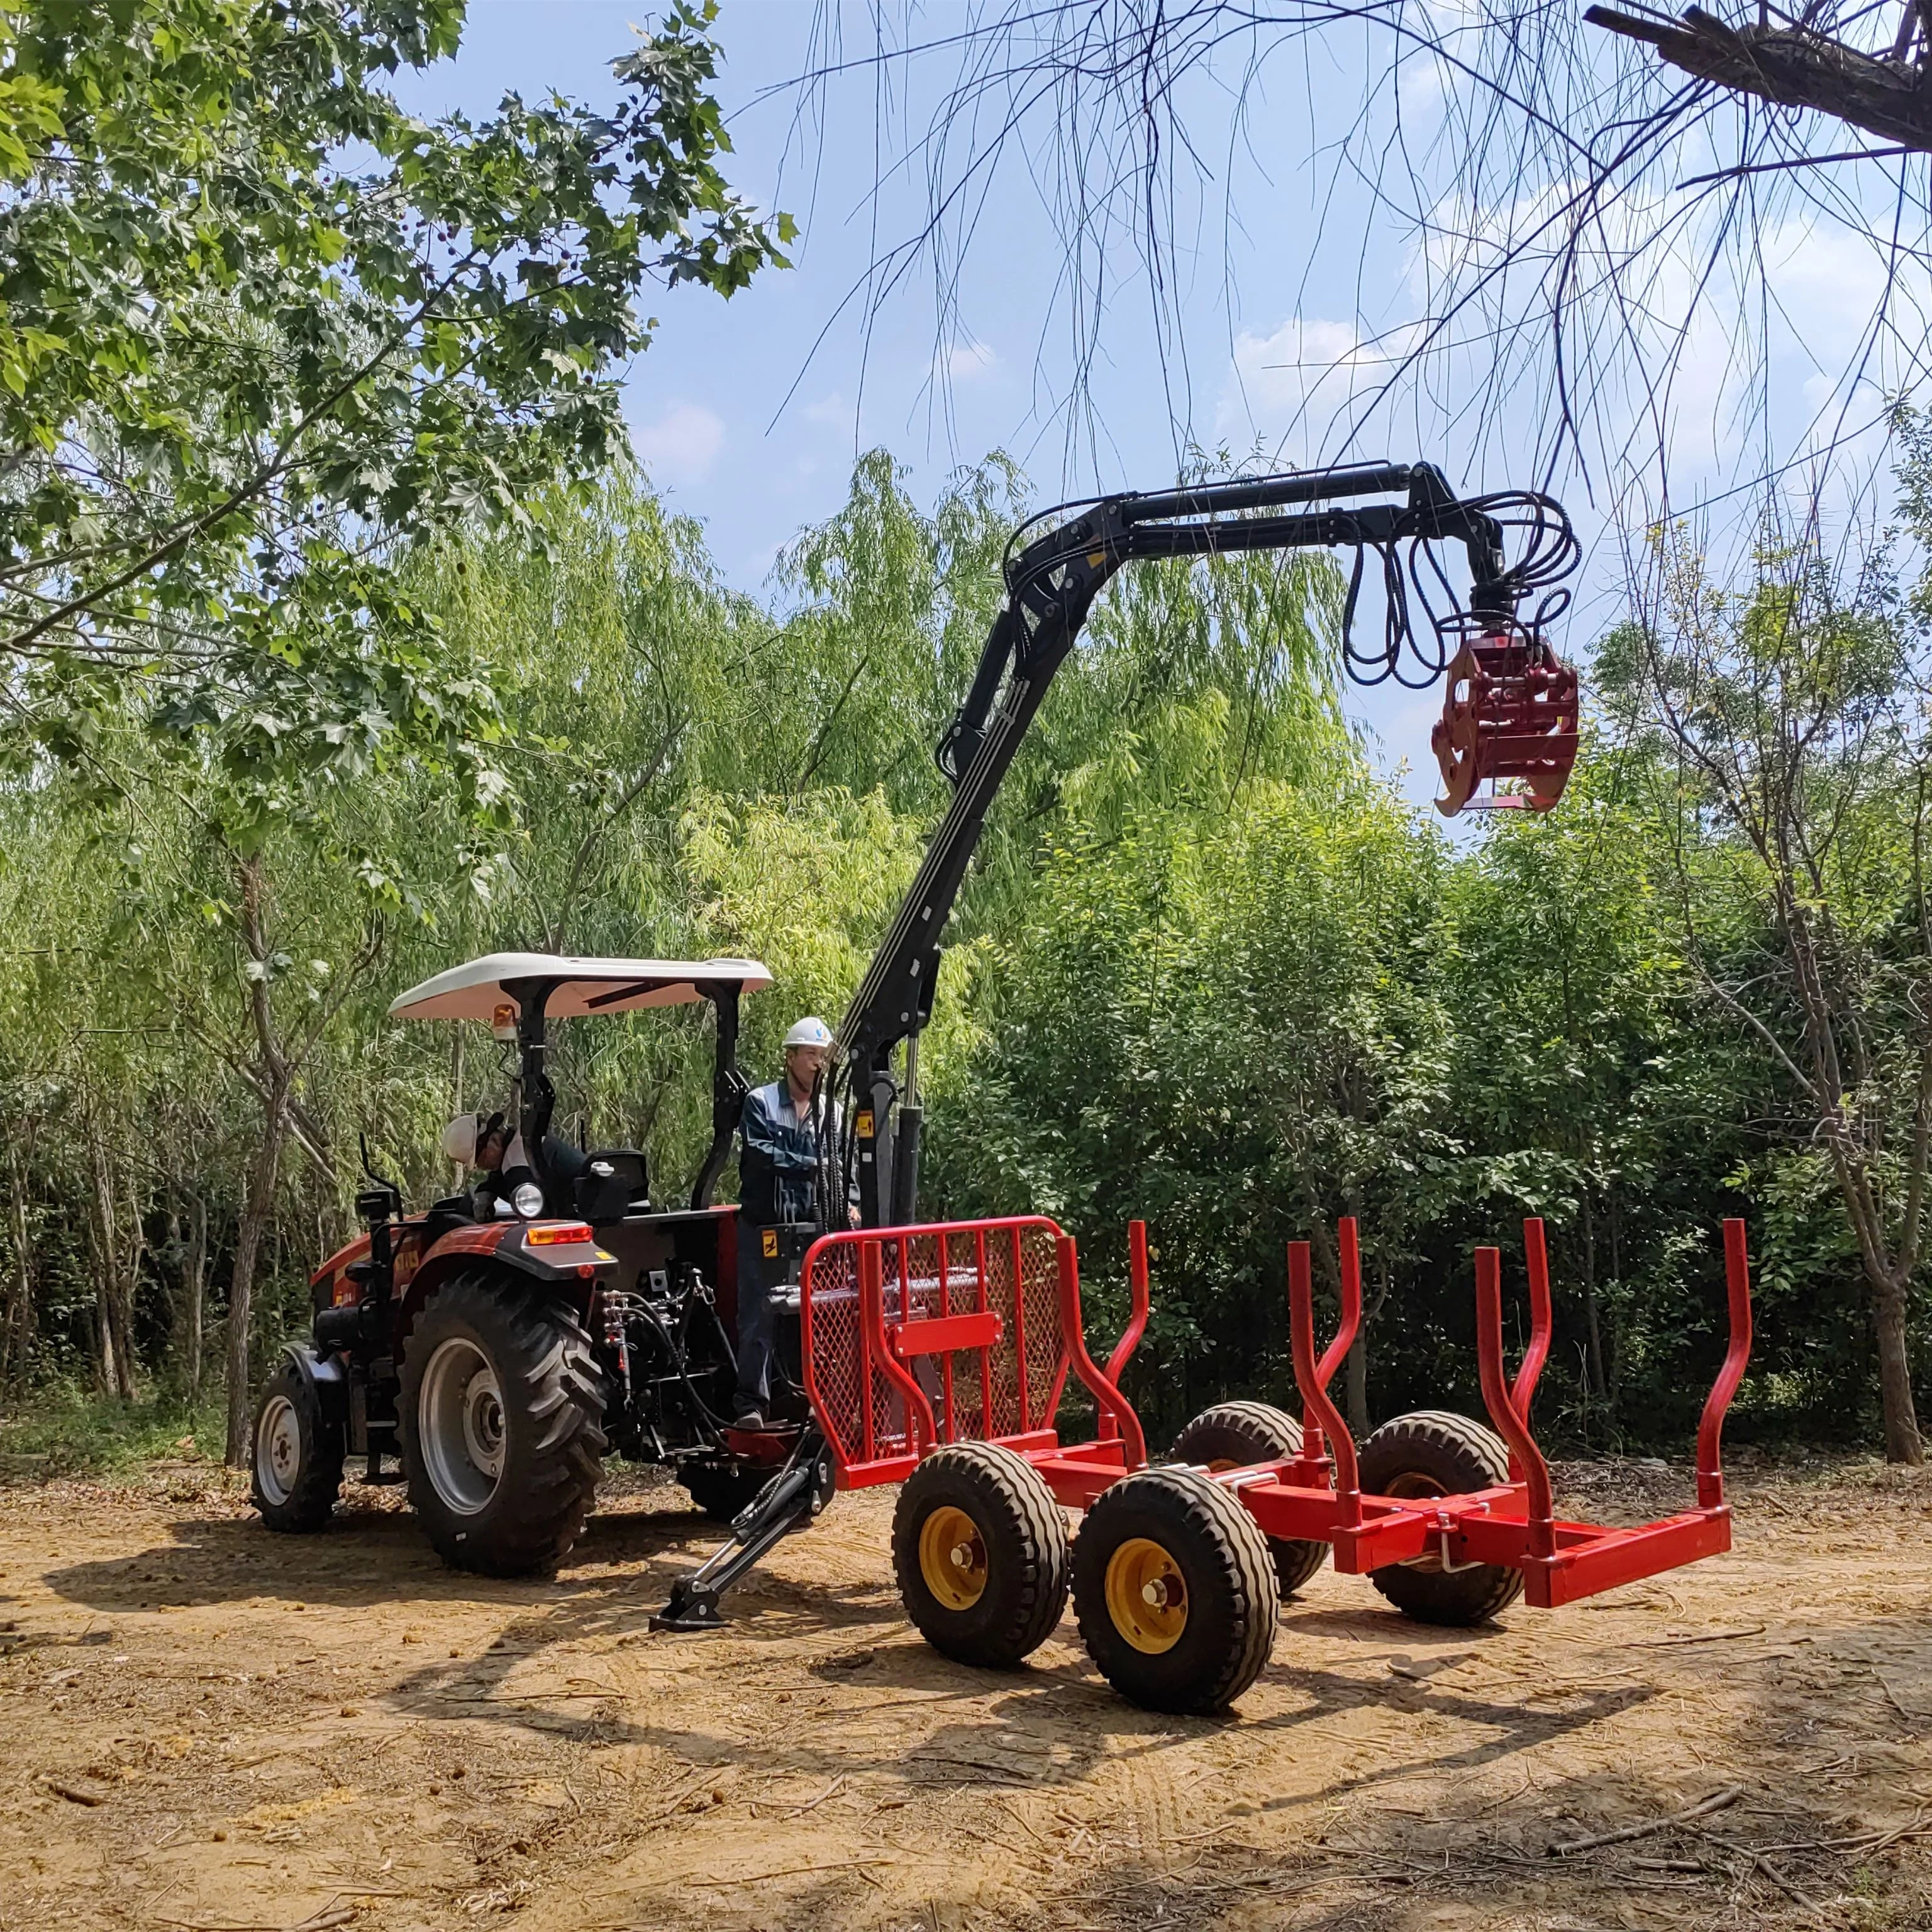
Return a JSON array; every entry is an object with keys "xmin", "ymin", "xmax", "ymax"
[{"xmin": 830, "ymin": 458, "xmax": 1567, "ymax": 1228}]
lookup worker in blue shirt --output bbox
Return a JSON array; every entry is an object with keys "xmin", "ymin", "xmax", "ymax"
[{"xmin": 733, "ymin": 1016, "xmax": 852, "ymax": 1427}]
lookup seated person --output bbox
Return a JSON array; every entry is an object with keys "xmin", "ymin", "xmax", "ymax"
[{"xmin": 441, "ymin": 1110, "xmax": 590, "ymax": 1216}]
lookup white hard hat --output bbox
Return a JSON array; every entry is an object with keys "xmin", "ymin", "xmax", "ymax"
[
  {"xmin": 784, "ymin": 1016, "xmax": 835, "ymax": 1050},
  {"xmin": 440, "ymin": 1114, "xmax": 479, "ymax": 1165}
]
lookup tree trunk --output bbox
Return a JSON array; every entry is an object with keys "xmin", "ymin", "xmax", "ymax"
[
  {"xmin": 2, "ymin": 1144, "xmax": 34, "ymax": 1385},
  {"xmin": 186, "ymin": 1193, "xmax": 207, "ymax": 1401},
  {"xmin": 1871, "ymin": 1278, "xmax": 1924, "ymax": 1465},
  {"xmin": 86, "ymin": 1114, "xmax": 137, "ymax": 1401},
  {"xmin": 225, "ymin": 848, "xmax": 292, "ymax": 1466},
  {"xmin": 1581, "ymin": 1188, "xmax": 1606, "ymax": 1407},
  {"xmin": 224, "ymin": 1104, "xmax": 285, "ymax": 1464},
  {"xmin": 1345, "ymin": 1260, "xmax": 1392, "ymax": 1438},
  {"xmin": 167, "ymin": 1196, "xmax": 208, "ymax": 1401}
]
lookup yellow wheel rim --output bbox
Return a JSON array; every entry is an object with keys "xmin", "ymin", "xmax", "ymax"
[
  {"xmin": 919, "ymin": 1504, "xmax": 988, "ymax": 1611},
  {"xmin": 1104, "ymin": 1536, "xmax": 1189, "ymax": 1653}
]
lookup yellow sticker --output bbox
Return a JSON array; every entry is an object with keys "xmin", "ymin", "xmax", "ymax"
[
  {"xmin": 762, "ymin": 1229, "xmax": 779, "ymax": 1258},
  {"xmin": 856, "ymin": 1111, "xmax": 875, "ymax": 1138}
]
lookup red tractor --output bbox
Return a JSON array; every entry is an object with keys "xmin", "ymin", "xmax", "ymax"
[{"xmin": 250, "ymin": 953, "xmax": 835, "ymax": 1575}]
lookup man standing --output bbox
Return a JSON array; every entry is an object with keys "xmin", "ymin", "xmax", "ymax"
[{"xmin": 732, "ymin": 1016, "xmax": 847, "ymax": 1428}]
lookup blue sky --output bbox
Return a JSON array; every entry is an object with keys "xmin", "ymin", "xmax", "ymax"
[{"xmin": 412, "ymin": 4, "xmax": 1922, "ymax": 812}]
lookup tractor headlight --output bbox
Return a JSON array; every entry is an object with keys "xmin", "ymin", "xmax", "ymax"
[{"xmin": 511, "ymin": 1180, "xmax": 545, "ymax": 1220}]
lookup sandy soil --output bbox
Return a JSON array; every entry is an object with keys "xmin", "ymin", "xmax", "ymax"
[{"xmin": 2, "ymin": 1452, "xmax": 1929, "ymax": 1932}]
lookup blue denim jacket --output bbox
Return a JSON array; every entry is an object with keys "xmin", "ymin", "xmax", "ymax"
[{"xmin": 738, "ymin": 1079, "xmax": 836, "ymax": 1226}]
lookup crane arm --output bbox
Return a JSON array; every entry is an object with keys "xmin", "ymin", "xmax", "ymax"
[{"xmin": 830, "ymin": 458, "xmax": 1573, "ymax": 1228}]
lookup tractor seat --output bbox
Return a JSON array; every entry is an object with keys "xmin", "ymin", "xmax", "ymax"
[
  {"xmin": 580, "ymin": 1148, "xmax": 648, "ymax": 1220},
  {"xmin": 423, "ymin": 1193, "xmax": 478, "ymax": 1244}
]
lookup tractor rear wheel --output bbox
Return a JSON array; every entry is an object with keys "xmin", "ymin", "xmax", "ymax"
[
  {"xmin": 399, "ymin": 1270, "xmax": 608, "ymax": 1577},
  {"xmin": 250, "ymin": 1356, "xmax": 345, "ymax": 1533},
  {"xmin": 892, "ymin": 1443, "xmax": 1069, "ymax": 1668},
  {"xmin": 1072, "ymin": 1467, "xmax": 1280, "ymax": 1714},
  {"xmin": 1170, "ymin": 1401, "xmax": 1329, "ymax": 1597},
  {"xmin": 1357, "ymin": 1409, "xmax": 1525, "ymax": 1626},
  {"xmin": 681, "ymin": 1460, "xmax": 773, "ymax": 1525}
]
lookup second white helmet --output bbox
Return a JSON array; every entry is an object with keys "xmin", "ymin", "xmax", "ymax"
[{"xmin": 784, "ymin": 1016, "xmax": 834, "ymax": 1050}]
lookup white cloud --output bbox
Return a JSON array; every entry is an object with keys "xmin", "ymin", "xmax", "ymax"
[
  {"xmin": 633, "ymin": 401, "xmax": 725, "ymax": 484},
  {"xmin": 804, "ymin": 390, "xmax": 851, "ymax": 427},
  {"xmin": 935, "ymin": 337, "xmax": 998, "ymax": 382},
  {"xmin": 1220, "ymin": 315, "xmax": 1423, "ymax": 460}
]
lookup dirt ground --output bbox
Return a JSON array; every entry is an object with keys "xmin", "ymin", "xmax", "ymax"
[{"xmin": 2, "ymin": 1453, "xmax": 1930, "ymax": 1932}]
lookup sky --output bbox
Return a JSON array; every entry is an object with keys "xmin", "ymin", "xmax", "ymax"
[{"xmin": 406, "ymin": 3, "xmax": 1927, "ymax": 813}]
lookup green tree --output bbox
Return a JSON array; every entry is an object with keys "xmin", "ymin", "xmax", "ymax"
[
  {"xmin": 1601, "ymin": 486, "xmax": 1932, "ymax": 1463},
  {"xmin": 0, "ymin": 0, "xmax": 788, "ymax": 679}
]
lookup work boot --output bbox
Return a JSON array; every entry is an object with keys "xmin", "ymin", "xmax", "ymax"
[{"xmin": 733, "ymin": 1402, "xmax": 766, "ymax": 1430}]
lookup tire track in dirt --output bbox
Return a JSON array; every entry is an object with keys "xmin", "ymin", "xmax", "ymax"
[{"xmin": 2, "ymin": 1458, "xmax": 1930, "ymax": 1931}]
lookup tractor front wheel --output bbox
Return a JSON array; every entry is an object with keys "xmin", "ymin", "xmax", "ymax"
[
  {"xmin": 1072, "ymin": 1467, "xmax": 1280, "ymax": 1714},
  {"xmin": 1357, "ymin": 1409, "xmax": 1525, "ymax": 1626},
  {"xmin": 399, "ymin": 1271, "xmax": 609, "ymax": 1577},
  {"xmin": 892, "ymin": 1443, "xmax": 1069, "ymax": 1668},
  {"xmin": 250, "ymin": 1356, "xmax": 345, "ymax": 1533},
  {"xmin": 1170, "ymin": 1401, "xmax": 1330, "ymax": 1597}
]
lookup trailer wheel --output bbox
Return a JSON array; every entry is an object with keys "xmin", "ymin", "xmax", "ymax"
[
  {"xmin": 1170, "ymin": 1401, "xmax": 1330, "ymax": 1596},
  {"xmin": 399, "ymin": 1270, "xmax": 608, "ymax": 1577},
  {"xmin": 250, "ymin": 1357, "xmax": 344, "ymax": 1533},
  {"xmin": 892, "ymin": 1443, "xmax": 1069, "ymax": 1668},
  {"xmin": 1072, "ymin": 1467, "xmax": 1280, "ymax": 1714},
  {"xmin": 681, "ymin": 1460, "xmax": 773, "ymax": 1525},
  {"xmin": 1357, "ymin": 1409, "xmax": 1526, "ymax": 1626}
]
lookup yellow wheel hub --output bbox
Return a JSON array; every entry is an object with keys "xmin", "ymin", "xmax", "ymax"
[
  {"xmin": 1104, "ymin": 1536, "xmax": 1189, "ymax": 1653},
  {"xmin": 919, "ymin": 1504, "xmax": 988, "ymax": 1611}
]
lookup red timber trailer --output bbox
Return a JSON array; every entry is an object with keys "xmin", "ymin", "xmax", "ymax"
[{"xmin": 797, "ymin": 1214, "xmax": 1753, "ymax": 1713}]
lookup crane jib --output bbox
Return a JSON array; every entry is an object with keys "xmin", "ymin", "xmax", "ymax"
[{"xmin": 830, "ymin": 459, "xmax": 1580, "ymax": 1230}]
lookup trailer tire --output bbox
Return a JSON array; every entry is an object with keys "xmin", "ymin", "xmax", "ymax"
[
  {"xmin": 1170, "ymin": 1401, "xmax": 1330, "ymax": 1597},
  {"xmin": 399, "ymin": 1270, "xmax": 608, "ymax": 1577},
  {"xmin": 1357, "ymin": 1409, "xmax": 1525, "ymax": 1626},
  {"xmin": 681, "ymin": 1461, "xmax": 773, "ymax": 1525},
  {"xmin": 893, "ymin": 1443, "xmax": 1069, "ymax": 1668},
  {"xmin": 1072, "ymin": 1467, "xmax": 1280, "ymax": 1714},
  {"xmin": 250, "ymin": 1357, "xmax": 344, "ymax": 1533}
]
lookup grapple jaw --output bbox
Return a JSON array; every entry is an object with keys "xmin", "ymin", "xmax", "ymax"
[{"xmin": 1433, "ymin": 625, "xmax": 1581, "ymax": 816}]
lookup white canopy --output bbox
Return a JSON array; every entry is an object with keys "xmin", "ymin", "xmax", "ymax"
[{"xmin": 389, "ymin": 952, "xmax": 774, "ymax": 1023}]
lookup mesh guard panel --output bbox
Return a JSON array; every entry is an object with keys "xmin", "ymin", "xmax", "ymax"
[{"xmin": 802, "ymin": 1217, "xmax": 1075, "ymax": 1484}]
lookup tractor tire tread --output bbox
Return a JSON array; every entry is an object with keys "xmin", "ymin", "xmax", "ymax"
[
  {"xmin": 250, "ymin": 1357, "xmax": 345, "ymax": 1534},
  {"xmin": 399, "ymin": 1269, "xmax": 608, "ymax": 1578}
]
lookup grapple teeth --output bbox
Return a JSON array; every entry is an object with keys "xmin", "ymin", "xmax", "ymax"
[{"xmin": 1433, "ymin": 628, "xmax": 1581, "ymax": 816}]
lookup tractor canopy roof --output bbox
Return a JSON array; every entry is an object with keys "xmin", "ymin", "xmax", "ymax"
[{"xmin": 389, "ymin": 952, "xmax": 774, "ymax": 1023}]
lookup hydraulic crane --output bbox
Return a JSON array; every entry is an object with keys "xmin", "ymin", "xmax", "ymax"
[
  {"xmin": 652, "ymin": 457, "xmax": 1579, "ymax": 1629},
  {"xmin": 834, "ymin": 458, "xmax": 1579, "ymax": 1233}
]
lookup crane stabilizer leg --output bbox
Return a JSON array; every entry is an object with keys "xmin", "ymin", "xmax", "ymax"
[{"xmin": 650, "ymin": 1425, "xmax": 837, "ymax": 1631}]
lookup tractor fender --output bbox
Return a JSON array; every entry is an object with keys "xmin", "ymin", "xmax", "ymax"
[
  {"xmin": 280, "ymin": 1339, "xmax": 352, "ymax": 1431},
  {"xmin": 393, "ymin": 1220, "xmax": 615, "ymax": 1356}
]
